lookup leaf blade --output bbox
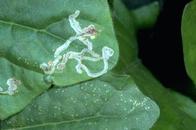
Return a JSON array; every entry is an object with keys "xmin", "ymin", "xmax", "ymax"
[
  {"xmin": 1, "ymin": 73, "xmax": 159, "ymax": 130},
  {"xmin": 0, "ymin": 0, "xmax": 119, "ymax": 86}
]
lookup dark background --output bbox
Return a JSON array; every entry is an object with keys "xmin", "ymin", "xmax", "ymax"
[{"xmin": 123, "ymin": 0, "xmax": 196, "ymax": 101}]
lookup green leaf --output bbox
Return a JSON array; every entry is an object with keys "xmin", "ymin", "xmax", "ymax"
[
  {"xmin": 131, "ymin": 2, "xmax": 160, "ymax": 29},
  {"xmin": 0, "ymin": 0, "xmax": 119, "ymax": 86},
  {"xmin": 112, "ymin": 0, "xmax": 138, "ymax": 73},
  {"xmin": 112, "ymin": 0, "xmax": 160, "ymax": 74},
  {"xmin": 0, "ymin": 58, "xmax": 49, "ymax": 120},
  {"xmin": 1, "ymin": 73, "xmax": 159, "ymax": 130},
  {"xmin": 128, "ymin": 64, "xmax": 196, "ymax": 130},
  {"xmin": 122, "ymin": 0, "xmax": 159, "ymax": 9},
  {"xmin": 0, "ymin": 0, "xmax": 119, "ymax": 120},
  {"xmin": 182, "ymin": 1, "xmax": 196, "ymax": 86},
  {"xmin": 112, "ymin": 1, "xmax": 196, "ymax": 129}
]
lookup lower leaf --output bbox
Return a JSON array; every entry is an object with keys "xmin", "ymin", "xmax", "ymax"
[
  {"xmin": 1, "ymin": 73, "xmax": 159, "ymax": 130},
  {"xmin": 0, "ymin": 58, "xmax": 49, "ymax": 120}
]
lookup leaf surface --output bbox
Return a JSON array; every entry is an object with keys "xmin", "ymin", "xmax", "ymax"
[
  {"xmin": 182, "ymin": 1, "xmax": 196, "ymax": 86},
  {"xmin": 1, "ymin": 73, "xmax": 159, "ymax": 130},
  {"xmin": 0, "ymin": 0, "xmax": 119, "ymax": 86},
  {"xmin": 0, "ymin": 58, "xmax": 49, "ymax": 120},
  {"xmin": 0, "ymin": 0, "xmax": 119, "ymax": 119},
  {"xmin": 113, "ymin": 1, "xmax": 196, "ymax": 129}
]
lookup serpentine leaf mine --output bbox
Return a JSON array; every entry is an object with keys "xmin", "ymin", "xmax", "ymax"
[{"xmin": 40, "ymin": 10, "xmax": 114, "ymax": 78}]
